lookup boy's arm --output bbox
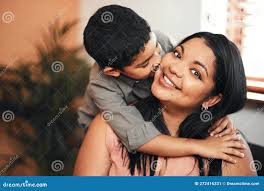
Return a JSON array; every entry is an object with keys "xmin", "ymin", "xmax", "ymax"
[
  {"xmin": 138, "ymin": 134, "xmax": 200, "ymax": 156},
  {"xmin": 139, "ymin": 134, "xmax": 246, "ymax": 163},
  {"xmin": 89, "ymin": 78, "xmax": 245, "ymax": 163},
  {"xmin": 77, "ymin": 63, "xmax": 101, "ymax": 128},
  {"xmin": 89, "ymin": 78, "xmax": 161, "ymax": 151},
  {"xmin": 89, "ymin": 78, "xmax": 199, "ymax": 157}
]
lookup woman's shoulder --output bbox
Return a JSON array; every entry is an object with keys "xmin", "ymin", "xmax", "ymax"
[
  {"xmin": 222, "ymin": 134, "xmax": 257, "ymax": 176},
  {"xmin": 89, "ymin": 113, "xmax": 109, "ymax": 127},
  {"xmin": 74, "ymin": 114, "xmax": 112, "ymax": 175},
  {"xmin": 89, "ymin": 114, "xmax": 120, "ymax": 152}
]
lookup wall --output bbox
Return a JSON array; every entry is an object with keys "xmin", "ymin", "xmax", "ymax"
[
  {"xmin": 80, "ymin": 0, "xmax": 202, "ymax": 42},
  {"xmin": 0, "ymin": 0, "xmax": 81, "ymax": 66},
  {"xmin": 231, "ymin": 102, "xmax": 264, "ymax": 146}
]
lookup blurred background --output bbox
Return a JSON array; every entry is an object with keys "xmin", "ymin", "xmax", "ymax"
[{"xmin": 0, "ymin": 0, "xmax": 263, "ymax": 176}]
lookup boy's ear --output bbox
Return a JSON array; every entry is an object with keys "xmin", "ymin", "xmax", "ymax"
[
  {"xmin": 202, "ymin": 94, "xmax": 222, "ymax": 109},
  {"xmin": 103, "ymin": 67, "xmax": 121, "ymax": 77}
]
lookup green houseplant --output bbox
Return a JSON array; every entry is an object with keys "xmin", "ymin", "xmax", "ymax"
[{"xmin": 0, "ymin": 20, "xmax": 90, "ymax": 175}]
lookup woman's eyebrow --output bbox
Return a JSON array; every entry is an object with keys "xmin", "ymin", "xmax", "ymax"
[
  {"xmin": 178, "ymin": 44, "xmax": 208, "ymax": 76},
  {"xmin": 193, "ymin": 61, "xmax": 208, "ymax": 76}
]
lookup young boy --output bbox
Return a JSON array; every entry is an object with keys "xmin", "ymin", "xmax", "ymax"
[{"xmin": 78, "ymin": 5, "xmax": 244, "ymax": 163}]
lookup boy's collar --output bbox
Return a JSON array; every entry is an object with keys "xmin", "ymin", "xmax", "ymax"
[
  {"xmin": 117, "ymin": 73, "xmax": 152, "ymax": 87},
  {"xmin": 117, "ymin": 74, "xmax": 139, "ymax": 87}
]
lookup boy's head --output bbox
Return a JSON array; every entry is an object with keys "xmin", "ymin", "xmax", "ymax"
[{"xmin": 83, "ymin": 5, "xmax": 161, "ymax": 80}]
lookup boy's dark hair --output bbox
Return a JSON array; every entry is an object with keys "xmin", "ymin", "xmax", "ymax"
[{"xmin": 83, "ymin": 5, "xmax": 151, "ymax": 69}]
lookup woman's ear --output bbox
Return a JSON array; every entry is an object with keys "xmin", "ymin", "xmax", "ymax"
[
  {"xmin": 103, "ymin": 67, "xmax": 121, "ymax": 77},
  {"xmin": 202, "ymin": 94, "xmax": 222, "ymax": 109}
]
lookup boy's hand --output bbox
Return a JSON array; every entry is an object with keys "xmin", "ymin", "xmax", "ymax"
[
  {"xmin": 196, "ymin": 134, "xmax": 246, "ymax": 164},
  {"xmin": 208, "ymin": 116, "xmax": 237, "ymax": 137}
]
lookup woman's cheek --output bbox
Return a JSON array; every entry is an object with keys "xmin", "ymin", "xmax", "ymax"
[
  {"xmin": 160, "ymin": 53, "xmax": 173, "ymax": 67},
  {"xmin": 154, "ymin": 66, "xmax": 162, "ymax": 80},
  {"xmin": 184, "ymin": 78, "xmax": 204, "ymax": 98}
]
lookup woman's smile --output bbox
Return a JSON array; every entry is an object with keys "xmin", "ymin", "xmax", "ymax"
[
  {"xmin": 158, "ymin": 68, "xmax": 181, "ymax": 91},
  {"xmin": 152, "ymin": 38, "xmax": 218, "ymax": 109}
]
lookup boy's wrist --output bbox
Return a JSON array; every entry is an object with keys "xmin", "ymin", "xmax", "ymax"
[{"xmin": 188, "ymin": 139, "xmax": 204, "ymax": 156}]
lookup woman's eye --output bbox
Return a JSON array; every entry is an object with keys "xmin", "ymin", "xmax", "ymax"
[
  {"xmin": 191, "ymin": 69, "xmax": 201, "ymax": 80},
  {"xmin": 173, "ymin": 50, "xmax": 181, "ymax": 59}
]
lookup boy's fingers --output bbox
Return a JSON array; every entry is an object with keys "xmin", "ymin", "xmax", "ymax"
[
  {"xmin": 223, "ymin": 134, "xmax": 240, "ymax": 141},
  {"xmin": 226, "ymin": 141, "xmax": 246, "ymax": 149},
  {"xmin": 218, "ymin": 127, "xmax": 233, "ymax": 137},
  {"xmin": 210, "ymin": 120, "xmax": 229, "ymax": 136},
  {"xmin": 217, "ymin": 121, "xmax": 236, "ymax": 137},
  {"xmin": 224, "ymin": 148, "xmax": 245, "ymax": 158},
  {"xmin": 221, "ymin": 154, "xmax": 236, "ymax": 164},
  {"xmin": 209, "ymin": 118, "xmax": 224, "ymax": 132},
  {"xmin": 226, "ymin": 118, "xmax": 234, "ymax": 130}
]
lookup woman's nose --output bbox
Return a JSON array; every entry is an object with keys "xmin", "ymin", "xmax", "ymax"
[{"xmin": 169, "ymin": 60, "xmax": 184, "ymax": 78}]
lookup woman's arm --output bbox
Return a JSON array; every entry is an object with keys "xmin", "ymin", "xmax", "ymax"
[
  {"xmin": 73, "ymin": 114, "xmax": 111, "ymax": 176},
  {"xmin": 222, "ymin": 134, "xmax": 257, "ymax": 176}
]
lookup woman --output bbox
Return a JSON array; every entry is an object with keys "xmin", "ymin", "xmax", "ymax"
[{"xmin": 74, "ymin": 32, "xmax": 257, "ymax": 176}]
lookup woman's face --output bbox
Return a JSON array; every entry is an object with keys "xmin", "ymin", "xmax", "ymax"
[{"xmin": 152, "ymin": 38, "xmax": 217, "ymax": 111}]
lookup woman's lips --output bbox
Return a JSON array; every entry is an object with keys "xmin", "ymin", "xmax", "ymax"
[
  {"xmin": 158, "ymin": 71, "xmax": 181, "ymax": 90},
  {"xmin": 164, "ymin": 75, "xmax": 175, "ymax": 88},
  {"xmin": 159, "ymin": 74, "xmax": 176, "ymax": 90}
]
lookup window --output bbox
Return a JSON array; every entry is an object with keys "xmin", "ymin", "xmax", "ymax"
[
  {"xmin": 227, "ymin": 0, "xmax": 264, "ymax": 78},
  {"xmin": 201, "ymin": 0, "xmax": 264, "ymax": 101}
]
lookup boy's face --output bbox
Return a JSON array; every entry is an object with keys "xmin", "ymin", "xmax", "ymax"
[
  {"xmin": 103, "ymin": 32, "xmax": 162, "ymax": 80},
  {"xmin": 121, "ymin": 32, "xmax": 161, "ymax": 79}
]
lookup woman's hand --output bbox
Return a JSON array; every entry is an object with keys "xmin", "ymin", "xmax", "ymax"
[
  {"xmin": 196, "ymin": 134, "xmax": 246, "ymax": 164},
  {"xmin": 208, "ymin": 116, "xmax": 237, "ymax": 137}
]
